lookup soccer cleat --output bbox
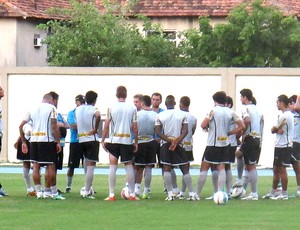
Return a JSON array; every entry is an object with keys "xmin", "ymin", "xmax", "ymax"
[
  {"xmin": 141, "ymin": 194, "xmax": 150, "ymax": 199},
  {"xmin": 36, "ymin": 191, "xmax": 44, "ymax": 199},
  {"xmin": 43, "ymin": 192, "xmax": 52, "ymax": 199},
  {"xmin": 52, "ymin": 194, "xmax": 66, "ymax": 200},
  {"xmin": 205, "ymin": 194, "xmax": 214, "ymax": 200},
  {"xmin": 27, "ymin": 190, "xmax": 37, "ymax": 197},
  {"xmin": 165, "ymin": 196, "xmax": 175, "ymax": 201},
  {"xmin": 176, "ymin": 194, "xmax": 185, "ymax": 200},
  {"xmin": 83, "ymin": 194, "xmax": 95, "ymax": 199},
  {"xmin": 104, "ymin": 196, "xmax": 116, "ymax": 201},
  {"xmin": 57, "ymin": 189, "xmax": 64, "ymax": 195},
  {"xmin": 262, "ymin": 193, "xmax": 275, "ymax": 199},
  {"xmin": 270, "ymin": 194, "xmax": 288, "ymax": 200},
  {"xmin": 129, "ymin": 196, "xmax": 140, "ymax": 201},
  {"xmin": 241, "ymin": 194, "xmax": 258, "ymax": 201},
  {"xmin": 65, "ymin": 187, "xmax": 71, "ymax": 193}
]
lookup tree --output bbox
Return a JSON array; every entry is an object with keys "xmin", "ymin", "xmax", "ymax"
[{"xmin": 180, "ymin": 0, "xmax": 300, "ymax": 67}]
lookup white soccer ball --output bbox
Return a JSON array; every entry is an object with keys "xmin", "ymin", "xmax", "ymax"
[
  {"xmin": 80, "ymin": 186, "xmax": 95, "ymax": 197},
  {"xmin": 213, "ymin": 191, "xmax": 229, "ymax": 205},
  {"xmin": 121, "ymin": 186, "xmax": 130, "ymax": 200},
  {"xmin": 231, "ymin": 187, "xmax": 246, "ymax": 199}
]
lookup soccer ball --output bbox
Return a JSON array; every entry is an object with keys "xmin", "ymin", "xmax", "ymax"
[
  {"xmin": 121, "ymin": 186, "xmax": 130, "ymax": 200},
  {"xmin": 213, "ymin": 191, "xmax": 229, "ymax": 205},
  {"xmin": 231, "ymin": 187, "xmax": 246, "ymax": 198},
  {"xmin": 80, "ymin": 186, "xmax": 95, "ymax": 197}
]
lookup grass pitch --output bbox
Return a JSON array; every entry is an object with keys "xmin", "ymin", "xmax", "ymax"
[{"xmin": 1, "ymin": 171, "xmax": 299, "ymax": 230}]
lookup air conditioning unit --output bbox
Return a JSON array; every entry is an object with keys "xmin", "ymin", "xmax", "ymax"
[{"xmin": 33, "ymin": 38, "xmax": 43, "ymax": 47}]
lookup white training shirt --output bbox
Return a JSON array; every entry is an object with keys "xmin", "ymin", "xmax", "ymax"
[
  {"xmin": 292, "ymin": 111, "xmax": 300, "ymax": 143},
  {"xmin": 274, "ymin": 110, "xmax": 294, "ymax": 148},
  {"xmin": 241, "ymin": 104, "xmax": 263, "ymax": 138},
  {"xmin": 182, "ymin": 111, "xmax": 197, "ymax": 151},
  {"xmin": 106, "ymin": 101, "xmax": 137, "ymax": 145},
  {"xmin": 24, "ymin": 102, "xmax": 57, "ymax": 142},
  {"xmin": 137, "ymin": 109, "xmax": 157, "ymax": 143},
  {"xmin": 155, "ymin": 109, "xmax": 188, "ymax": 145},
  {"xmin": 206, "ymin": 105, "xmax": 240, "ymax": 147},
  {"xmin": 76, "ymin": 104, "xmax": 100, "ymax": 143}
]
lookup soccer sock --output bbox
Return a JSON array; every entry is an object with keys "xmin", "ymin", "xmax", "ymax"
[
  {"xmin": 218, "ymin": 169, "xmax": 226, "ymax": 191},
  {"xmin": 225, "ymin": 169, "xmax": 233, "ymax": 194},
  {"xmin": 85, "ymin": 165, "xmax": 95, "ymax": 193},
  {"xmin": 134, "ymin": 183, "xmax": 141, "ymax": 194},
  {"xmin": 248, "ymin": 169, "xmax": 258, "ymax": 195},
  {"xmin": 163, "ymin": 171, "xmax": 173, "ymax": 193},
  {"xmin": 50, "ymin": 185, "xmax": 58, "ymax": 195},
  {"xmin": 197, "ymin": 171, "xmax": 208, "ymax": 196},
  {"xmin": 171, "ymin": 168, "xmax": 178, "ymax": 192},
  {"xmin": 23, "ymin": 167, "xmax": 32, "ymax": 190},
  {"xmin": 297, "ymin": 186, "xmax": 300, "ymax": 192},
  {"xmin": 212, "ymin": 170, "xmax": 218, "ymax": 193},
  {"xmin": 183, "ymin": 173, "xmax": 193, "ymax": 194},
  {"xmin": 125, "ymin": 165, "xmax": 135, "ymax": 196},
  {"xmin": 243, "ymin": 170, "xmax": 249, "ymax": 189},
  {"xmin": 109, "ymin": 164, "xmax": 117, "ymax": 196},
  {"xmin": 35, "ymin": 184, "xmax": 42, "ymax": 192},
  {"xmin": 237, "ymin": 157, "xmax": 244, "ymax": 180},
  {"xmin": 144, "ymin": 167, "xmax": 152, "ymax": 193},
  {"xmin": 67, "ymin": 176, "xmax": 73, "ymax": 188},
  {"xmin": 181, "ymin": 175, "xmax": 187, "ymax": 194}
]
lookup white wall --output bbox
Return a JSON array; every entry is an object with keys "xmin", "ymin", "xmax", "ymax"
[{"xmin": 0, "ymin": 19, "xmax": 17, "ymax": 66}]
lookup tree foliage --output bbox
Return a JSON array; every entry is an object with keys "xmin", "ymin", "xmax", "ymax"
[{"xmin": 38, "ymin": 0, "xmax": 300, "ymax": 67}]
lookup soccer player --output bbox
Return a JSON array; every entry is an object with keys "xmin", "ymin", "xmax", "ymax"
[
  {"xmin": 176, "ymin": 96, "xmax": 197, "ymax": 199},
  {"xmin": 19, "ymin": 93, "xmax": 64, "ymax": 200},
  {"xmin": 196, "ymin": 91, "xmax": 244, "ymax": 200},
  {"xmin": 155, "ymin": 95, "xmax": 197, "ymax": 201},
  {"xmin": 239, "ymin": 89, "xmax": 264, "ymax": 201},
  {"xmin": 65, "ymin": 94, "xmax": 86, "ymax": 193},
  {"xmin": 102, "ymin": 86, "xmax": 139, "ymax": 201},
  {"xmin": 134, "ymin": 95, "xmax": 157, "ymax": 199},
  {"xmin": 75, "ymin": 91, "xmax": 101, "ymax": 199},
  {"xmin": 262, "ymin": 94, "xmax": 294, "ymax": 200}
]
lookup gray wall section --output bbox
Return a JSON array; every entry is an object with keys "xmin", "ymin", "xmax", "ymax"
[{"xmin": 16, "ymin": 19, "xmax": 48, "ymax": 67}]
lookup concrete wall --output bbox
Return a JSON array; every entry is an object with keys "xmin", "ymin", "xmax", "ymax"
[
  {"xmin": 1, "ymin": 67, "xmax": 300, "ymax": 168},
  {"xmin": 0, "ymin": 19, "xmax": 17, "ymax": 66}
]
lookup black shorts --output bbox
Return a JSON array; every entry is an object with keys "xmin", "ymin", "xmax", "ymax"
[
  {"xmin": 106, "ymin": 143, "xmax": 134, "ymax": 163},
  {"xmin": 68, "ymin": 142, "xmax": 84, "ymax": 168},
  {"xmin": 185, "ymin": 150, "xmax": 194, "ymax": 162},
  {"xmin": 228, "ymin": 146, "xmax": 237, "ymax": 163},
  {"xmin": 202, "ymin": 145, "xmax": 230, "ymax": 164},
  {"xmin": 30, "ymin": 142, "xmax": 57, "ymax": 164},
  {"xmin": 160, "ymin": 143, "xmax": 188, "ymax": 166},
  {"xmin": 56, "ymin": 148, "xmax": 64, "ymax": 170},
  {"xmin": 80, "ymin": 141, "xmax": 99, "ymax": 162},
  {"xmin": 16, "ymin": 139, "xmax": 31, "ymax": 162},
  {"xmin": 134, "ymin": 141, "xmax": 157, "ymax": 166},
  {"xmin": 155, "ymin": 141, "xmax": 162, "ymax": 167},
  {"xmin": 291, "ymin": 142, "xmax": 300, "ymax": 163},
  {"xmin": 274, "ymin": 147, "xmax": 292, "ymax": 167},
  {"xmin": 240, "ymin": 136, "xmax": 261, "ymax": 165}
]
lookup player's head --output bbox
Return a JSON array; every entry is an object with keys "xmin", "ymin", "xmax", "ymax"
[
  {"xmin": 75, "ymin": 94, "xmax": 86, "ymax": 105},
  {"xmin": 225, "ymin": 96, "xmax": 233, "ymax": 108},
  {"xmin": 180, "ymin": 96, "xmax": 190, "ymax": 110},
  {"xmin": 213, "ymin": 91, "xmax": 227, "ymax": 105},
  {"xmin": 151, "ymin": 92, "xmax": 162, "ymax": 107},
  {"xmin": 165, "ymin": 95, "xmax": 175, "ymax": 109},
  {"xmin": 116, "ymin": 86, "xmax": 127, "ymax": 99},
  {"xmin": 85, "ymin": 91, "xmax": 98, "ymax": 105},
  {"xmin": 240, "ymin": 88, "xmax": 253, "ymax": 104},
  {"xmin": 133, "ymin": 94, "xmax": 143, "ymax": 111},
  {"xmin": 277, "ymin": 94, "xmax": 289, "ymax": 109},
  {"xmin": 48, "ymin": 91, "xmax": 59, "ymax": 107},
  {"xmin": 141, "ymin": 95, "xmax": 151, "ymax": 108}
]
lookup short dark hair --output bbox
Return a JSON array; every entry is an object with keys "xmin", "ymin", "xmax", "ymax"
[
  {"xmin": 116, "ymin": 86, "xmax": 127, "ymax": 99},
  {"xmin": 240, "ymin": 88, "xmax": 253, "ymax": 101},
  {"xmin": 289, "ymin": 95, "xmax": 297, "ymax": 104},
  {"xmin": 213, "ymin": 91, "xmax": 227, "ymax": 104},
  {"xmin": 277, "ymin": 94, "xmax": 289, "ymax": 106},
  {"xmin": 75, "ymin": 94, "xmax": 86, "ymax": 104},
  {"xmin": 165, "ymin": 95, "xmax": 175, "ymax": 107},
  {"xmin": 151, "ymin": 92, "xmax": 162, "ymax": 100},
  {"xmin": 141, "ymin": 95, "xmax": 151, "ymax": 107},
  {"xmin": 85, "ymin": 91, "xmax": 98, "ymax": 104},
  {"xmin": 49, "ymin": 91, "xmax": 59, "ymax": 100},
  {"xmin": 180, "ymin": 96, "xmax": 190, "ymax": 107},
  {"xmin": 226, "ymin": 96, "xmax": 233, "ymax": 108}
]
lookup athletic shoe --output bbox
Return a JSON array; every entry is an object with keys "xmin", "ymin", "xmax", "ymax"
[
  {"xmin": 104, "ymin": 196, "xmax": 116, "ymax": 201},
  {"xmin": 186, "ymin": 194, "xmax": 200, "ymax": 201},
  {"xmin": 270, "ymin": 194, "xmax": 288, "ymax": 200},
  {"xmin": 129, "ymin": 196, "xmax": 140, "ymax": 201},
  {"xmin": 0, "ymin": 189, "xmax": 7, "ymax": 196},
  {"xmin": 43, "ymin": 192, "xmax": 52, "ymax": 199},
  {"xmin": 141, "ymin": 194, "xmax": 150, "ymax": 199},
  {"xmin": 52, "ymin": 194, "xmax": 66, "ymax": 200},
  {"xmin": 176, "ymin": 194, "xmax": 185, "ymax": 200},
  {"xmin": 262, "ymin": 193, "xmax": 275, "ymax": 199},
  {"xmin": 165, "ymin": 196, "xmax": 175, "ymax": 201},
  {"xmin": 65, "ymin": 187, "xmax": 71, "ymax": 193},
  {"xmin": 27, "ymin": 190, "xmax": 37, "ymax": 197},
  {"xmin": 83, "ymin": 194, "xmax": 95, "ymax": 199},
  {"xmin": 241, "ymin": 194, "xmax": 258, "ymax": 201},
  {"xmin": 57, "ymin": 189, "xmax": 64, "ymax": 195},
  {"xmin": 36, "ymin": 191, "xmax": 44, "ymax": 199},
  {"xmin": 205, "ymin": 194, "xmax": 214, "ymax": 200}
]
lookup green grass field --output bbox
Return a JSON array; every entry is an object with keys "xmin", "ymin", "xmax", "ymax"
[{"xmin": 1, "ymin": 171, "xmax": 299, "ymax": 230}]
